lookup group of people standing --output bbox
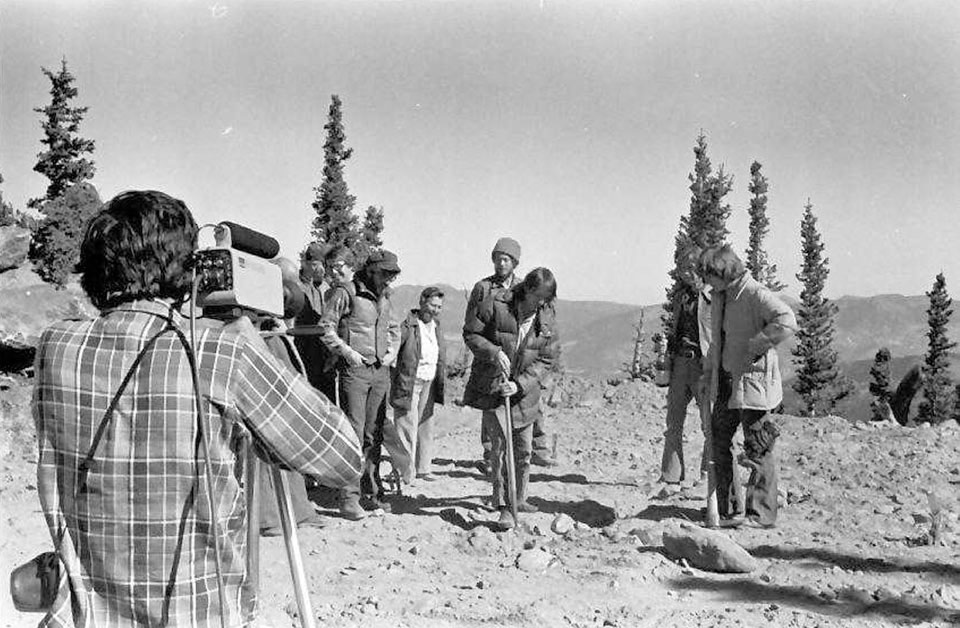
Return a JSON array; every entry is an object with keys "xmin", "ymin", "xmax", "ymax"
[
  {"xmin": 281, "ymin": 235, "xmax": 561, "ymax": 532},
  {"xmin": 659, "ymin": 243, "xmax": 796, "ymax": 529},
  {"xmin": 27, "ymin": 189, "xmax": 798, "ymax": 627}
]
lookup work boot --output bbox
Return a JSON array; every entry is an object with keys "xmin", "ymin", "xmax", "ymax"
[
  {"xmin": 531, "ymin": 452, "xmax": 559, "ymax": 467},
  {"xmin": 495, "ymin": 508, "xmax": 515, "ymax": 531},
  {"xmin": 340, "ymin": 499, "xmax": 368, "ymax": 521},
  {"xmin": 361, "ymin": 494, "xmax": 392, "ymax": 514},
  {"xmin": 517, "ymin": 501, "xmax": 539, "ymax": 514}
]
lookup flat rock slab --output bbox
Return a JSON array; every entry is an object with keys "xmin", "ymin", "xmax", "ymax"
[{"xmin": 662, "ymin": 521, "xmax": 758, "ymax": 573}]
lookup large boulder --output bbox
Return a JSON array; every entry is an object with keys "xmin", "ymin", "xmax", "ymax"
[
  {"xmin": 0, "ymin": 267, "xmax": 94, "ymax": 371},
  {"xmin": 0, "ymin": 226, "xmax": 31, "ymax": 272},
  {"xmin": 662, "ymin": 521, "xmax": 759, "ymax": 573}
]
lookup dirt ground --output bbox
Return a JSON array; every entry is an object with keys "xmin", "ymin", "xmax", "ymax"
[{"xmin": 3, "ymin": 375, "xmax": 960, "ymax": 628}]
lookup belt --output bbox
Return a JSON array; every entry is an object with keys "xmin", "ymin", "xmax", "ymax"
[{"xmin": 674, "ymin": 348, "xmax": 701, "ymax": 359}]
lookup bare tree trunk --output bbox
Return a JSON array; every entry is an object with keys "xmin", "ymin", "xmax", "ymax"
[{"xmin": 631, "ymin": 311, "xmax": 645, "ymax": 378}]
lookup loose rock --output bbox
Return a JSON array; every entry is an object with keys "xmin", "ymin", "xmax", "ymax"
[{"xmin": 662, "ymin": 522, "xmax": 759, "ymax": 573}]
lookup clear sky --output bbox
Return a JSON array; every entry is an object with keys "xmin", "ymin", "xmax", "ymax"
[{"xmin": 1, "ymin": 1, "xmax": 958, "ymax": 305}]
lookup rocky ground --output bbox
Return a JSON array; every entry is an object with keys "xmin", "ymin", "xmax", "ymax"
[{"xmin": 3, "ymin": 372, "xmax": 960, "ymax": 628}]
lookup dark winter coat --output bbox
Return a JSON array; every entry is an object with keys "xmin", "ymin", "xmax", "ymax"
[
  {"xmin": 462, "ymin": 289, "xmax": 560, "ymax": 428},
  {"xmin": 389, "ymin": 310, "xmax": 447, "ymax": 411}
]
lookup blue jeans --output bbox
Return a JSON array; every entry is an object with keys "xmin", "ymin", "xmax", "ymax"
[
  {"xmin": 660, "ymin": 355, "xmax": 708, "ymax": 483},
  {"xmin": 712, "ymin": 373, "xmax": 776, "ymax": 524},
  {"xmin": 339, "ymin": 363, "xmax": 390, "ymax": 504},
  {"xmin": 482, "ymin": 408, "xmax": 533, "ymax": 509}
]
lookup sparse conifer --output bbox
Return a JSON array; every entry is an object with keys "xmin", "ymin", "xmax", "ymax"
[
  {"xmin": 917, "ymin": 272, "xmax": 956, "ymax": 423},
  {"xmin": 663, "ymin": 132, "xmax": 733, "ymax": 338},
  {"xmin": 869, "ymin": 348, "xmax": 894, "ymax": 422},
  {"xmin": 791, "ymin": 200, "xmax": 852, "ymax": 415},
  {"xmin": 745, "ymin": 161, "xmax": 785, "ymax": 291},
  {"xmin": 29, "ymin": 60, "xmax": 98, "ymax": 286},
  {"xmin": 354, "ymin": 205, "xmax": 385, "ymax": 264},
  {"xmin": 311, "ymin": 95, "xmax": 359, "ymax": 252},
  {"xmin": 30, "ymin": 59, "xmax": 96, "ymax": 206},
  {"xmin": 310, "ymin": 95, "xmax": 386, "ymax": 266},
  {"xmin": 869, "ymin": 348, "xmax": 892, "ymax": 403}
]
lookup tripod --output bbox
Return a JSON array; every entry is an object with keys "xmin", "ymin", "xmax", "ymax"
[
  {"xmin": 246, "ymin": 331, "xmax": 319, "ymax": 628},
  {"xmin": 244, "ymin": 449, "xmax": 316, "ymax": 628}
]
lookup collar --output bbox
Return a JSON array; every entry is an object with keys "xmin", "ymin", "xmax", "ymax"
[{"xmin": 103, "ymin": 299, "xmax": 184, "ymax": 323}]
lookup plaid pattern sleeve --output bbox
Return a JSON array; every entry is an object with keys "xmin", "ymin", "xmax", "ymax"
[
  {"xmin": 33, "ymin": 301, "xmax": 361, "ymax": 628},
  {"xmin": 232, "ymin": 332, "xmax": 361, "ymax": 485}
]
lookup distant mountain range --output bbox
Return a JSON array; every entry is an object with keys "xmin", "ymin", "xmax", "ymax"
[
  {"xmin": 393, "ymin": 285, "xmax": 959, "ymax": 420},
  {"xmin": 3, "ymin": 265, "xmax": 954, "ymax": 422}
]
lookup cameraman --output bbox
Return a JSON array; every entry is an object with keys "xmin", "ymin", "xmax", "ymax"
[{"xmin": 32, "ymin": 191, "xmax": 362, "ymax": 627}]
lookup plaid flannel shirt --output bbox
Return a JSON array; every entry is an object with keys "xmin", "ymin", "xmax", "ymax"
[{"xmin": 33, "ymin": 300, "xmax": 362, "ymax": 627}]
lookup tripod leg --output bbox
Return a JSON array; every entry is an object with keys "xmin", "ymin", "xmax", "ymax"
[
  {"xmin": 503, "ymin": 401, "xmax": 518, "ymax": 524},
  {"xmin": 272, "ymin": 466, "xmax": 317, "ymax": 628},
  {"xmin": 245, "ymin": 446, "xmax": 261, "ymax": 604}
]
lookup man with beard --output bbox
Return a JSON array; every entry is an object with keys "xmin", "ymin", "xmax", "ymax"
[{"xmin": 321, "ymin": 249, "xmax": 402, "ymax": 519}]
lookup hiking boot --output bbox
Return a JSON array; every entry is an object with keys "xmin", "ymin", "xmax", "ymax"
[
  {"xmin": 361, "ymin": 495, "xmax": 392, "ymax": 514},
  {"xmin": 340, "ymin": 500, "xmax": 368, "ymax": 521},
  {"xmin": 517, "ymin": 501, "xmax": 539, "ymax": 514},
  {"xmin": 495, "ymin": 508, "xmax": 515, "ymax": 531},
  {"xmin": 718, "ymin": 516, "xmax": 744, "ymax": 529},
  {"xmin": 744, "ymin": 515, "xmax": 777, "ymax": 529},
  {"xmin": 531, "ymin": 453, "xmax": 559, "ymax": 467}
]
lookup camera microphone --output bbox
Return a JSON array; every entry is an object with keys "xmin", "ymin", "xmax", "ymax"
[{"xmin": 215, "ymin": 222, "xmax": 280, "ymax": 259}]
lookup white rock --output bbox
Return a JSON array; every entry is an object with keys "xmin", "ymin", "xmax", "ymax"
[{"xmin": 551, "ymin": 513, "xmax": 575, "ymax": 535}]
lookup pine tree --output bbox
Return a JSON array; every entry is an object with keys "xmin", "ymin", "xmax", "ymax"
[
  {"xmin": 869, "ymin": 348, "xmax": 892, "ymax": 402},
  {"xmin": 917, "ymin": 272, "xmax": 956, "ymax": 423},
  {"xmin": 353, "ymin": 205, "xmax": 384, "ymax": 264},
  {"xmin": 663, "ymin": 132, "xmax": 733, "ymax": 340},
  {"xmin": 791, "ymin": 200, "xmax": 852, "ymax": 415},
  {"xmin": 686, "ymin": 131, "xmax": 732, "ymax": 250},
  {"xmin": 869, "ymin": 347, "xmax": 895, "ymax": 422},
  {"xmin": 31, "ymin": 59, "xmax": 96, "ymax": 205},
  {"xmin": 745, "ymin": 161, "xmax": 785, "ymax": 291},
  {"xmin": 31, "ymin": 182, "xmax": 102, "ymax": 286},
  {"xmin": 310, "ymin": 95, "xmax": 359, "ymax": 254}
]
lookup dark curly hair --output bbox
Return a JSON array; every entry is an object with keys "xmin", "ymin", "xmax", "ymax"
[
  {"xmin": 79, "ymin": 190, "xmax": 198, "ymax": 310},
  {"xmin": 513, "ymin": 267, "xmax": 557, "ymax": 305},
  {"xmin": 697, "ymin": 244, "xmax": 746, "ymax": 283}
]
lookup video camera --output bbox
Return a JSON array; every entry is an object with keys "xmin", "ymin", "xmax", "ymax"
[{"xmin": 193, "ymin": 222, "xmax": 302, "ymax": 321}]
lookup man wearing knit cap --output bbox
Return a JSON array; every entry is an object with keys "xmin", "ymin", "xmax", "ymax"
[{"xmin": 463, "ymin": 237, "xmax": 559, "ymax": 475}]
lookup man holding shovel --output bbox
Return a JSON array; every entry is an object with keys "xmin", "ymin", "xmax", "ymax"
[{"xmin": 463, "ymin": 268, "xmax": 561, "ymax": 531}]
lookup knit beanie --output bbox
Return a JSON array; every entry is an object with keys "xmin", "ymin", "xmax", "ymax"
[{"xmin": 491, "ymin": 237, "xmax": 521, "ymax": 263}]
